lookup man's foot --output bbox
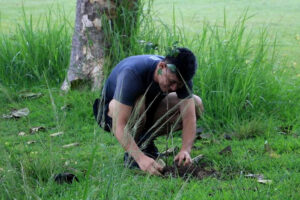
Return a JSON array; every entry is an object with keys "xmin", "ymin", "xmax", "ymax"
[
  {"xmin": 124, "ymin": 140, "xmax": 159, "ymax": 169},
  {"xmin": 142, "ymin": 140, "xmax": 159, "ymax": 159},
  {"xmin": 124, "ymin": 152, "xmax": 139, "ymax": 169}
]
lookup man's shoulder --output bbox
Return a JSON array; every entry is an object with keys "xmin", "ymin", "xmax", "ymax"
[
  {"xmin": 123, "ymin": 55, "xmax": 164, "ymax": 63},
  {"xmin": 147, "ymin": 55, "xmax": 165, "ymax": 61},
  {"xmin": 108, "ymin": 54, "xmax": 164, "ymax": 82},
  {"xmin": 113, "ymin": 54, "xmax": 163, "ymax": 75}
]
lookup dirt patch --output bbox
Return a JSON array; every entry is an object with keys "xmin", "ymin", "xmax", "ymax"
[{"xmin": 162, "ymin": 163, "xmax": 216, "ymax": 180}]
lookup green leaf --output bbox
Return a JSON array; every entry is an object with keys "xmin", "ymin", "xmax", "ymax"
[{"xmin": 158, "ymin": 68, "xmax": 162, "ymax": 75}]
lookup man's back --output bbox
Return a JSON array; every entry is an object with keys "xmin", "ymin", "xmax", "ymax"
[
  {"xmin": 103, "ymin": 55, "xmax": 164, "ymax": 106},
  {"xmin": 103, "ymin": 55, "xmax": 192, "ymax": 107}
]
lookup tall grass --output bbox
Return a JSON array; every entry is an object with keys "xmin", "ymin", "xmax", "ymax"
[
  {"xmin": 0, "ymin": 3, "xmax": 299, "ymax": 128},
  {"xmin": 0, "ymin": 8, "xmax": 71, "ymax": 88},
  {"xmin": 192, "ymin": 16, "xmax": 300, "ymax": 129}
]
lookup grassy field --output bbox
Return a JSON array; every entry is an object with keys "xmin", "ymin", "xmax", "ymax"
[
  {"xmin": 1, "ymin": 0, "xmax": 299, "ymax": 67},
  {"xmin": 153, "ymin": 0, "xmax": 300, "ymax": 68},
  {"xmin": 0, "ymin": 0, "xmax": 76, "ymax": 29},
  {"xmin": 1, "ymin": 88, "xmax": 299, "ymax": 199},
  {"xmin": 1, "ymin": 0, "xmax": 300, "ymax": 199}
]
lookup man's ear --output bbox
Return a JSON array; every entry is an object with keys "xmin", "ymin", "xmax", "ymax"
[
  {"xmin": 159, "ymin": 61, "xmax": 167, "ymax": 68},
  {"xmin": 157, "ymin": 62, "xmax": 166, "ymax": 75}
]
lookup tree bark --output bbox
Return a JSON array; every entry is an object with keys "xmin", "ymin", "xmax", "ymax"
[{"xmin": 61, "ymin": 0, "xmax": 138, "ymax": 91}]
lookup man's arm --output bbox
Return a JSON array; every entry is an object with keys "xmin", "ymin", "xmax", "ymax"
[
  {"xmin": 174, "ymin": 97, "xmax": 196, "ymax": 166},
  {"xmin": 111, "ymin": 100, "xmax": 163, "ymax": 175}
]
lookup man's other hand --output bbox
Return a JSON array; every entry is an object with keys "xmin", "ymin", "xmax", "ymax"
[
  {"xmin": 174, "ymin": 150, "xmax": 192, "ymax": 166},
  {"xmin": 137, "ymin": 155, "xmax": 163, "ymax": 176}
]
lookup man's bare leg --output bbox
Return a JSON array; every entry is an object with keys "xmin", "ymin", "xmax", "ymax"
[
  {"xmin": 107, "ymin": 96, "xmax": 160, "ymax": 163},
  {"xmin": 107, "ymin": 93, "xmax": 203, "ymax": 146},
  {"xmin": 148, "ymin": 93, "xmax": 204, "ymax": 137},
  {"xmin": 108, "ymin": 96, "xmax": 147, "ymax": 140}
]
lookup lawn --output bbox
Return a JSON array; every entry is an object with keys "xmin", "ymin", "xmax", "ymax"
[
  {"xmin": 153, "ymin": 0, "xmax": 300, "ymax": 68},
  {"xmin": 1, "ymin": 0, "xmax": 300, "ymax": 199},
  {"xmin": 1, "ymin": 0, "xmax": 299, "ymax": 67},
  {"xmin": 1, "ymin": 88, "xmax": 299, "ymax": 199}
]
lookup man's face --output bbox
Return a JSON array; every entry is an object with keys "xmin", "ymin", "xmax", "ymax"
[{"xmin": 157, "ymin": 63, "xmax": 183, "ymax": 93}]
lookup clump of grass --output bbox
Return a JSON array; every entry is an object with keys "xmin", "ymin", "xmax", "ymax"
[
  {"xmin": 0, "ymin": 8, "xmax": 71, "ymax": 88},
  {"xmin": 232, "ymin": 118, "xmax": 270, "ymax": 140},
  {"xmin": 193, "ymin": 14, "xmax": 300, "ymax": 129}
]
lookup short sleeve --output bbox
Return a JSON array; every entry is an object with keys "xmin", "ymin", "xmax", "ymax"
[
  {"xmin": 113, "ymin": 69, "xmax": 143, "ymax": 106},
  {"xmin": 176, "ymin": 80, "xmax": 193, "ymax": 99}
]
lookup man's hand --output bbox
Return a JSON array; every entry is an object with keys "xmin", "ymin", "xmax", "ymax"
[
  {"xmin": 137, "ymin": 155, "xmax": 163, "ymax": 176},
  {"xmin": 174, "ymin": 150, "xmax": 192, "ymax": 166}
]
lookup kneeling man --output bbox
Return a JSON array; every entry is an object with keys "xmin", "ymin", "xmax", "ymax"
[{"xmin": 93, "ymin": 47, "xmax": 203, "ymax": 175}]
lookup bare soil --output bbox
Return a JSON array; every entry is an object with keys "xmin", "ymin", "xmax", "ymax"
[{"xmin": 162, "ymin": 163, "xmax": 216, "ymax": 180}]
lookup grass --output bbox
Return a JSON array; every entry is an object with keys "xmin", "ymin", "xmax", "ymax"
[
  {"xmin": 0, "ymin": 0, "xmax": 300, "ymax": 199},
  {"xmin": 1, "ymin": 0, "xmax": 300, "ymax": 68},
  {"xmin": 153, "ymin": 0, "xmax": 300, "ymax": 69},
  {"xmin": 0, "ymin": 8, "xmax": 72, "ymax": 88},
  {"xmin": 0, "ymin": 0, "xmax": 76, "ymax": 31},
  {"xmin": 1, "ymin": 88, "xmax": 299, "ymax": 199}
]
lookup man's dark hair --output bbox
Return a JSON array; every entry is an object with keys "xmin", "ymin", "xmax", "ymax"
[{"xmin": 164, "ymin": 47, "xmax": 197, "ymax": 82}]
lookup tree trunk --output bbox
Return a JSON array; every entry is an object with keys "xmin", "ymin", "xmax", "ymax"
[{"xmin": 61, "ymin": 0, "xmax": 138, "ymax": 91}]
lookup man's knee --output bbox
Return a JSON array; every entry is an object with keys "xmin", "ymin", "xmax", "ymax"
[
  {"xmin": 107, "ymin": 96, "xmax": 146, "ymax": 121},
  {"xmin": 193, "ymin": 95, "xmax": 204, "ymax": 118}
]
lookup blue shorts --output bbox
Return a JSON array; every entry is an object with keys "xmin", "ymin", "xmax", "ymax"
[
  {"xmin": 93, "ymin": 98, "xmax": 112, "ymax": 132},
  {"xmin": 93, "ymin": 95, "xmax": 165, "ymax": 133}
]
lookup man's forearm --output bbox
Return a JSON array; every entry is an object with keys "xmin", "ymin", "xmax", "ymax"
[
  {"xmin": 181, "ymin": 115, "xmax": 196, "ymax": 153},
  {"xmin": 114, "ymin": 126, "xmax": 145, "ymax": 162},
  {"xmin": 179, "ymin": 98, "xmax": 197, "ymax": 153}
]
